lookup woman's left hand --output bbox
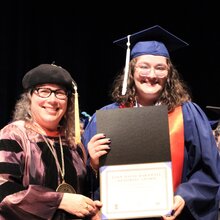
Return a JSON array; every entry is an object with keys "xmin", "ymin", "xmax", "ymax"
[{"xmin": 87, "ymin": 133, "xmax": 111, "ymax": 171}]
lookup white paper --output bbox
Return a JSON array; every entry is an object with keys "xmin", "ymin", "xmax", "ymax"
[{"xmin": 100, "ymin": 162, "xmax": 173, "ymax": 219}]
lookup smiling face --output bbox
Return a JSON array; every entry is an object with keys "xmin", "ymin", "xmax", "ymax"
[
  {"xmin": 30, "ymin": 83, "xmax": 68, "ymax": 132},
  {"xmin": 133, "ymin": 54, "xmax": 168, "ymax": 106}
]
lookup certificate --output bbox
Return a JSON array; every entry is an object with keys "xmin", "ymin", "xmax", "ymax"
[
  {"xmin": 100, "ymin": 162, "xmax": 173, "ymax": 219},
  {"xmin": 96, "ymin": 106, "xmax": 173, "ymax": 219}
]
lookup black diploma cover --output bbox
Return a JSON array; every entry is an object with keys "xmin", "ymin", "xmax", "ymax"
[{"xmin": 96, "ymin": 105, "xmax": 173, "ymax": 219}]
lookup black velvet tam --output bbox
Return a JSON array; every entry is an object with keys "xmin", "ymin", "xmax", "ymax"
[{"xmin": 22, "ymin": 64, "xmax": 74, "ymax": 91}]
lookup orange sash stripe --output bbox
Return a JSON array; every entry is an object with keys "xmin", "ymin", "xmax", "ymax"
[{"xmin": 168, "ymin": 106, "xmax": 184, "ymax": 192}]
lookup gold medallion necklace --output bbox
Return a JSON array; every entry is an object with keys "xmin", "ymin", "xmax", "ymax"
[{"xmin": 41, "ymin": 134, "xmax": 76, "ymax": 193}]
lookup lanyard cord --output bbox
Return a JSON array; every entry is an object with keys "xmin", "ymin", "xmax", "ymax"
[{"xmin": 41, "ymin": 134, "xmax": 65, "ymax": 182}]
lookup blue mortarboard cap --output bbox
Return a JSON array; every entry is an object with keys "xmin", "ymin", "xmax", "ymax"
[
  {"xmin": 113, "ymin": 25, "xmax": 189, "ymax": 59},
  {"xmin": 113, "ymin": 25, "xmax": 188, "ymax": 95}
]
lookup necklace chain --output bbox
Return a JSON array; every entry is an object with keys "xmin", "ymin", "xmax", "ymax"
[{"xmin": 41, "ymin": 135, "xmax": 65, "ymax": 182}]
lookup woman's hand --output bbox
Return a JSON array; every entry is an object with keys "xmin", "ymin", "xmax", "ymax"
[
  {"xmin": 162, "ymin": 195, "xmax": 185, "ymax": 219},
  {"xmin": 87, "ymin": 133, "xmax": 111, "ymax": 171},
  {"xmin": 59, "ymin": 193, "xmax": 102, "ymax": 218},
  {"xmin": 90, "ymin": 200, "xmax": 102, "ymax": 220}
]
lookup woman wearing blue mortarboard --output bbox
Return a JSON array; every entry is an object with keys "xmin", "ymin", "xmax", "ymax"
[{"xmin": 82, "ymin": 25, "xmax": 220, "ymax": 220}]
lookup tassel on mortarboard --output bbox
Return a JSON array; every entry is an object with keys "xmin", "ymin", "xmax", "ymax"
[
  {"xmin": 72, "ymin": 80, "xmax": 81, "ymax": 145},
  {"xmin": 121, "ymin": 35, "xmax": 131, "ymax": 95}
]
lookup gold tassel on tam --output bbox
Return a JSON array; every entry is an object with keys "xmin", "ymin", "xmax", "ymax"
[{"xmin": 72, "ymin": 81, "xmax": 81, "ymax": 145}]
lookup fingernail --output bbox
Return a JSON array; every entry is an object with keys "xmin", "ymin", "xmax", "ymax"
[{"xmin": 171, "ymin": 210, "xmax": 175, "ymax": 215}]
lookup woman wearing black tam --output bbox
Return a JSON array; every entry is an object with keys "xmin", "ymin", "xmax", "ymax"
[
  {"xmin": 82, "ymin": 26, "xmax": 220, "ymax": 220},
  {"xmin": 0, "ymin": 64, "xmax": 102, "ymax": 219}
]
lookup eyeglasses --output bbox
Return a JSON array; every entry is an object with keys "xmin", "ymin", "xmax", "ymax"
[
  {"xmin": 135, "ymin": 64, "xmax": 168, "ymax": 78},
  {"xmin": 34, "ymin": 88, "xmax": 68, "ymax": 100}
]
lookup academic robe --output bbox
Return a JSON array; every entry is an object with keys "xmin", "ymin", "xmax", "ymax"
[
  {"xmin": 82, "ymin": 101, "xmax": 220, "ymax": 220},
  {"xmin": 0, "ymin": 120, "xmax": 97, "ymax": 220}
]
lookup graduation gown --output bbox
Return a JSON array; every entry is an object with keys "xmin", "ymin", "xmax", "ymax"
[{"xmin": 82, "ymin": 101, "xmax": 220, "ymax": 220}]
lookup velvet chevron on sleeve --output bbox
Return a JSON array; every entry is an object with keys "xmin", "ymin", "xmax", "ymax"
[{"xmin": 0, "ymin": 120, "xmax": 95, "ymax": 219}]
